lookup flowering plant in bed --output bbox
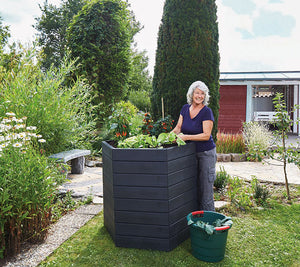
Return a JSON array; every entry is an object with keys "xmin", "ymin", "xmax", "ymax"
[{"xmin": 0, "ymin": 112, "xmax": 66, "ymax": 259}]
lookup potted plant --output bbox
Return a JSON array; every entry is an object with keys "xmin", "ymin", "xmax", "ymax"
[{"xmin": 102, "ymin": 133, "xmax": 198, "ymax": 251}]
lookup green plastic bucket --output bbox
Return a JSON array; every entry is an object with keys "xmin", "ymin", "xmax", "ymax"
[{"xmin": 187, "ymin": 211, "xmax": 233, "ymax": 262}]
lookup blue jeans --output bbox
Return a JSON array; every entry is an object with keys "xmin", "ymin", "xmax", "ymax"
[{"xmin": 196, "ymin": 147, "xmax": 217, "ymax": 211}]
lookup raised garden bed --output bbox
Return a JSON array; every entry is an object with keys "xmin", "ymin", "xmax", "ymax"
[{"xmin": 102, "ymin": 141, "xmax": 197, "ymax": 251}]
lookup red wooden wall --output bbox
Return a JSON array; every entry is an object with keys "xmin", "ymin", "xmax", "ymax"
[{"xmin": 218, "ymin": 85, "xmax": 247, "ymax": 133}]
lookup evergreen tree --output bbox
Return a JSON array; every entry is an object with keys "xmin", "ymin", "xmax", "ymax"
[
  {"xmin": 66, "ymin": 0, "xmax": 139, "ymax": 124},
  {"xmin": 152, "ymin": 0, "xmax": 220, "ymax": 139}
]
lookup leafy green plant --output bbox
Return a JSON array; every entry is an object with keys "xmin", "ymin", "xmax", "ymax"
[
  {"xmin": 128, "ymin": 90, "xmax": 151, "ymax": 112},
  {"xmin": 151, "ymin": 115, "xmax": 175, "ymax": 137},
  {"xmin": 251, "ymin": 177, "xmax": 271, "ymax": 205},
  {"xmin": 141, "ymin": 112, "xmax": 153, "ymax": 135},
  {"xmin": 117, "ymin": 132, "xmax": 185, "ymax": 148},
  {"xmin": 141, "ymin": 113, "xmax": 174, "ymax": 137},
  {"xmin": 214, "ymin": 166, "xmax": 230, "ymax": 191},
  {"xmin": 108, "ymin": 101, "xmax": 138, "ymax": 140},
  {"xmin": 129, "ymin": 111, "xmax": 144, "ymax": 136},
  {"xmin": 227, "ymin": 176, "xmax": 253, "ymax": 210},
  {"xmin": 0, "ymin": 48, "xmax": 94, "ymax": 154},
  {"xmin": 0, "ymin": 114, "xmax": 66, "ymax": 259},
  {"xmin": 216, "ymin": 132, "xmax": 245, "ymax": 154}
]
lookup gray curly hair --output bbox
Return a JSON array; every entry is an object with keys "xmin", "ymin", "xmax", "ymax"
[{"xmin": 186, "ymin": 81, "xmax": 210, "ymax": 105}]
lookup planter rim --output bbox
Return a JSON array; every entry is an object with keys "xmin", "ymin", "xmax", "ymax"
[{"xmin": 102, "ymin": 140, "xmax": 191, "ymax": 152}]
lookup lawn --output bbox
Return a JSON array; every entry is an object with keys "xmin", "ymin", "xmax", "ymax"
[{"xmin": 39, "ymin": 202, "xmax": 300, "ymax": 267}]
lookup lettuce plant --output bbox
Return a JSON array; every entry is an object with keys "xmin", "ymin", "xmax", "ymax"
[{"xmin": 117, "ymin": 132, "xmax": 185, "ymax": 148}]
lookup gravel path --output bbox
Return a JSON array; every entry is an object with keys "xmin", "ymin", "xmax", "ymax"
[{"xmin": 3, "ymin": 204, "xmax": 103, "ymax": 267}]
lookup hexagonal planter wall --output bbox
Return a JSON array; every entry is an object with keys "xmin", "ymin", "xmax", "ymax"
[{"xmin": 102, "ymin": 141, "xmax": 197, "ymax": 251}]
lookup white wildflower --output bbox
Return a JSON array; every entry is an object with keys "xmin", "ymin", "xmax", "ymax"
[
  {"xmin": 13, "ymin": 143, "xmax": 22, "ymax": 148},
  {"xmin": 38, "ymin": 139, "xmax": 46, "ymax": 143},
  {"xmin": 10, "ymin": 133, "xmax": 19, "ymax": 140},
  {"xmin": 16, "ymin": 124, "xmax": 26, "ymax": 129},
  {"xmin": 26, "ymin": 126, "xmax": 37, "ymax": 131},
  {"xmin": 13, "ymin": 118, "xmax": 23, "ymax": 123},
  {"xmin": 2, "ymin": 118, "xmax": 11, "ymax": 124},
  {"xmin": 5, "ymin": 112, "xmax": 16, "ymax": 117},
  {"xmin": 18, "ymin": 132, "xmax": 26, "ymax": 139}
]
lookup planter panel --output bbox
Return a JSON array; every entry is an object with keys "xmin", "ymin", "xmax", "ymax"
[
  {"xmin": 102, "ymin": 141, "xmax": 197, "ymax": 251},
  {"xmin": 113, "ymin": 176, "xmax": 195, "ymax": 200},
  {"xmin": 113, "ymin": 166, "xmax": 195, "ymax": 187}
]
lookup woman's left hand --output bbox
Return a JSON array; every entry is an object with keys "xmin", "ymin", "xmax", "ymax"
[{"xmin": 178, "ymin": 133, "xmax": 188, "ymax": 141}]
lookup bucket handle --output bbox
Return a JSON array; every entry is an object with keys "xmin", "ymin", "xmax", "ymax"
[
  {"xmin": 215, "ymin": 225, "xmax": 230, "ymax": 231},
  {"xmin": 191, "ymin": 211, "xmax": 204, "ymax": 216}
]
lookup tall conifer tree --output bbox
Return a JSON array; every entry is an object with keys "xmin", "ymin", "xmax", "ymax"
[{"xmin": 152, "ymin": 0, "xmax": 220, "ymax": 139}]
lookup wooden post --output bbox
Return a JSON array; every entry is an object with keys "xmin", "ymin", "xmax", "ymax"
[{"xmin": 161, "ymin": 97, "xmax": 164, "ymax": 119}]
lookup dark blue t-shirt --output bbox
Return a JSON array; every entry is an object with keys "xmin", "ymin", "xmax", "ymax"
[{"xmin": 180, "ymin": 104, "xmax": 216, "ymax": 152}]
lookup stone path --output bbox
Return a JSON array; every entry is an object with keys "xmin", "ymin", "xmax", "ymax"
[
  {"xmin": 217, "ymin": 158, "xmax": 300, "ymax": 185},
  {"xmin": 58, "ymin": 166, "xmax": 103, "ymax": 204}
]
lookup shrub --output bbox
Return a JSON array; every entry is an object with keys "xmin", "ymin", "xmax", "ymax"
[
  {"xmin": 0, "ymin": 48, "xmax": 94, "ymax": 155},
  {"xmin": 216, "ymin": 132, "xmax": 245, "ymax": 153},
  {"xmin": 141, "ymin": 113, "xmax": 174, "ymax": 137},
  {"xmin": 129, "ymin": 111, "xmax": 144, "ymax": 136},
  {"xmin": 141, "ymin": 112, "xmax": 154, "ymax": 135},
  {"xmin": 0, "ymin": 114, "xmax": 66, "ymax": 259},
  {"xmin": 242, "ymin": 121, "xmax": 273, "ymax": 161},
  {"xmin": 227, "ymin": 176, "xmax": 253, "ymax": 210},
  {"xmin": 251, "ymin": 177, "xmax": 271, "ymax": 205},
  {"xmin": 128, "ymin": 90, "xmax": 151, "ymax": 112},
  {"xmin": 214, "ymin": 166, "xmax": 230, "ymax": 191},
  {"xmin": 107, "ymin": 101, "xmax": 138, "ymax": 140}
]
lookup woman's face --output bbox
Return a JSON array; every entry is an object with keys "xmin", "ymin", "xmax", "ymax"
[{"xmin": 192, "ymin": 88, "xmax": 205, "ymax": 105}]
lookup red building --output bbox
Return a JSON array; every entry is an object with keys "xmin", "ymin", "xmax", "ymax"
[{"xmin": 218, "ymin": 71, "xmax": 300, "ymax": 136}]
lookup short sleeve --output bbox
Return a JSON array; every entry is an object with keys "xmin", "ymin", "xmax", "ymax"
[
  {"xmin": 202, "ymin": 107, "xmax": 215, "ymax": 122},
  {"xmin": 180, "ymin": 104, "xmax": 189, "ymax": 116}
]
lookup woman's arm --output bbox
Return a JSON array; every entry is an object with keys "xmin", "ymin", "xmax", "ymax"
[
  {"xmin": 172, "ymin": 115, "xmax": 183, "ymax": 135},
  {"xmin": 178, "ymin": 120, "xmax": 213, "ymax": 141}
]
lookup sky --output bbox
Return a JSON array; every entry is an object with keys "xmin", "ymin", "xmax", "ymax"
[{"xmin": 0, "ymin": 0, "xmax": 299, "ymax": 76}]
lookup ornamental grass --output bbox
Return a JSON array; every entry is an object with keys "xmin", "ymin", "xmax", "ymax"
[{"xmin": 216, "ymin": 132, "xmax": 246, "ymax": 154}]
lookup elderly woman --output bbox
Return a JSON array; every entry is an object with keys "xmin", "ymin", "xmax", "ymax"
[{"xmin": 172, "ymin": 81, "xmax": 216, "ymax": 211}]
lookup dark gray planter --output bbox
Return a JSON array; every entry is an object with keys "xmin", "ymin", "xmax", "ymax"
[{"xmin": 102, "ymin": 141, "xmax": 198, "ymax": 251}]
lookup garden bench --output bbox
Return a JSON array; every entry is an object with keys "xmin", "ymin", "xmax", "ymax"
[{"xmin": 49, "ymin": 149, "xmax": 91, "ymax": 174}]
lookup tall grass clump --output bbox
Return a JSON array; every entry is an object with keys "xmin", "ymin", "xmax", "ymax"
[
  {"xmin": 0, "ymin": 113, "xmax": 66, "ymax": 259},
  {"xmin": 216, "ymin": 132, "xmax": 245, "ymax": 154},
  {"xmin": 242, "ymin": 121, "xmax": 273, "ymax": 161},
  {"xmin": 0, "ymin": 48, "xmax": 94, "ymax": 155}
]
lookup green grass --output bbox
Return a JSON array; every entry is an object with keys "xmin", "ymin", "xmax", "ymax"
[{"xmin": 39, "ymin": 203, "xmax": 300, "ymax": 267}]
